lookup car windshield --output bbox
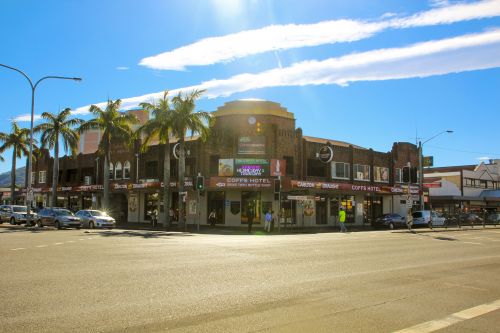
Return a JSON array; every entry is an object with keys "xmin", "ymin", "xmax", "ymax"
[
  {"xmin": 54, "ymin": 209, "xmax": 73, "ymax": 216},
  {"xmin": 89, "ymin": 211, "xmax": 108, "ymax": 217},
  {"xmin": 13, "ymin": 207, "xmax": 27, "ymax": 213}
]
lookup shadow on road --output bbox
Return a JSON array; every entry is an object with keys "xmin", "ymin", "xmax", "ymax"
[
  {"xmin": 0, "ymin": 225, "xmax": 48, "ymax": 234},
  {"xmin": 96, "ymin": 230, "xmax": 194, "ymax": 239}
]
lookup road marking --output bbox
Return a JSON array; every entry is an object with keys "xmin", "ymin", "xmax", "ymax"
[
  {"xmin": 54, "ymin": 242, "xmax": 63, "ymax": 245},
  {"xmin": 67, "ymin": 240, "xmax": 75, "ymax": 243},
  {"xmin": 393, "ymin": 298, "xmax": 500, "ymax": 333},
  {"xmin": 36, "ymin": 245, "xmax": 47, "ymax": 248},
  {"xmin": 11, "ymin": 248, "xmax": 26, "ymax": 251},
  {"xmin": 79, "ymin": 238, "xmax": 85, "ymax": 240},
  {"xmin": 463, "ymin": 241, "xmax": 481, "ymax": 245}
]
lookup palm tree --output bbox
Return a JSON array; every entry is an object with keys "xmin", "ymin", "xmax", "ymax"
[
  {"xmin": 0, "ymin": 122, "xmax": 31, "ymax": 204},
  {"xmin": 171, "ymin": 89, "xmax": 213, "ymax": 229},
  {"xmin": 79, "ymin": 99, "xmax": 138, "ymax": 211},
  {"xmin": 138, "ymin": 91, "xmax": 174, "ymax": 229},
  {"xmin": 34, "ymin": 108, "xmax": 83, "ymax": 207}
]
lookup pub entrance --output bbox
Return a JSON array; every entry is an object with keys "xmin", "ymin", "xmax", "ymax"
[{"xmin": 207, "ymin": 191, "xmax": 225, "ymax": 224}]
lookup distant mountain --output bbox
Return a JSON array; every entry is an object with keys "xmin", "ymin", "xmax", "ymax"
[{"xmin": 0, "ymin": 166, "xmax": 26, "ymax": 187}]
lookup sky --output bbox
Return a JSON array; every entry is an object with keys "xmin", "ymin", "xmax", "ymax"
[{"xmin": 1, "ymin": 0, "xmax": 500, "ymax": 173}]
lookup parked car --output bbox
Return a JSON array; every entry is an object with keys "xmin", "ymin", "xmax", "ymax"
[
  {"xmin": 75, "ymin": 210, "xmax": 116, "ymax": 229},
  {"xmin": 36, "ymin": 208, "xmax": 81, "ymax": 229},
  {"xmin": 460, "ymin": 212, "xmax": 483, "ymax": 225},
  {"xmin": 411, "ymin": 210, "xmax": 446, "ymax": 227},
  {"xmin": 486, "ymin": 212, "xmax": 500, "ymax": 225},
  {"xmin": 0, "ymin": 205, "xmax": 37, "ymax": 225},
  {"xmin": 372, "ymin": 213, "xmax": 406, "ymax": 229}
]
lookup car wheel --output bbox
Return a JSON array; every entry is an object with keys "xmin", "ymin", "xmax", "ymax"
[
  {"xmin": 37, "ymin": 220, "xmax": 43, "ymax": 228},
  {"xmin": 388, "ymin": 222, "xmax": 395, "ymax": 230},
  {"xmin": 10, "ymin": 217, "xmax": 16, "ymax": 225},
  {"xmin": 89, "ymin": 221, "xmax": 94, "ymax": 229},
  {"xmin": 55, "ymin": 221, "xmax": 61, "ymax": 230}
]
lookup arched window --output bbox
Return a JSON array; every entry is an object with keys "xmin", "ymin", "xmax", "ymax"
[
  {"xmin": 109, "ymin": 162, "xmax": 114, "ymax": 180},
  {"xmin": 115, "ymin": 162, "xmax": 123, "ymax": 179},
  {"xmin": 123, "ymin": 161, "xmax": 131, "ymax": 179}
]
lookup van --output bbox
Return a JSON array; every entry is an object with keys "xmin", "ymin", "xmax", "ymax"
[{"xmin": 411, "ymin": 210, "xmax": 446, "ymax": 227}]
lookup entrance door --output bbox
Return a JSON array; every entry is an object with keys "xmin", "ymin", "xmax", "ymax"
[
  {"xmin": 241, "ymin": 191, "xmax": 261, "ymax": 224},
  {"xmin": 207, "ymin": 191, "xmax": 225, "ymax": 224},
  {"xmin": 316, "ymin": 199, "xmax": 327, "ymax": 224}
]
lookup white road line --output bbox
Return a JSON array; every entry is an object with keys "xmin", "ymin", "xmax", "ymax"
[
  {"xmin": 36, "ymin": 245, "xmax": 47, "ymax": 248},
  {"xmin": 79, "ymin": 239, "xmax": 85, "ymax": 240},
  {"xmin": 10, "ymin": 248, "xmax": 26, "ymax": 251},
  {"xmin": 67, "ymin": 240, "xmax": 75, "ymax": 243},
  {"xmin": 393, "ymin": 298, "xmax": 500, "ymax": 333},
  {"xmin": 463, "ymin": 241, "xmax": 481, "ymax": 245},
  {"xmin": 54, "ymin": 242, "xmax": 63, "ymax": 245}
]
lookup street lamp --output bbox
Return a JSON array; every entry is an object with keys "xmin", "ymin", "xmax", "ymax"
[
  {"xmin": 419, "ymin": 130, "xmax": 453, "ymax": 210},
  {"xmin": 0, "ymin": 64, "xmax": 81, "ymax": 225}
]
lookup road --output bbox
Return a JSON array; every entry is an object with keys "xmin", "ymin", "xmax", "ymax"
[{"xmin": 1, "ymin": 225, "xmax": 500, "ymax": 332}]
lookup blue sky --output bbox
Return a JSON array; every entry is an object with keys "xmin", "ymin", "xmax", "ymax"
[{"xmin": 1, "ymin": 0, "xmax": 500, "ymax": 173}]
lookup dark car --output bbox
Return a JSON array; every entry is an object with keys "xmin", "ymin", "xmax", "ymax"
[
  {"xmin": 372, "ymin": 213, "xmax": 406, "ymax": 229},
  {"xmin": 460, "ymin": 212, "xmax": 483, "ymax": 225},
  {"xmin": 486, "ymin": 213, "xmax": 500, "ymax": 225},
  {"xmin": 36, "ymin": 208, "xmax": 81, "ymax": 229}
]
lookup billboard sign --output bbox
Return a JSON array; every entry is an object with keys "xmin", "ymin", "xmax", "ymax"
[
  {"xmin": 235, "ymin": 159, "xmax": 269, "ymax": 177},
  {"xmin": 238, "ymin": 136, "xmax": 265, "ymax": 155}
]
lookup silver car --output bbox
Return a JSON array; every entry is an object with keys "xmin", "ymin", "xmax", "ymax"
[
  {"xmin": 0, "ymin": 205, "xmax": 37, "ymax": 225},
  {"xmin": 75, "ymin": 210, "xmax": 116, "ymax": 229}
]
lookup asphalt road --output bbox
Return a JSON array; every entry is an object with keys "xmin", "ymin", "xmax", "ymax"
[{"xmin": 1, "ymin": 225, "xmax": 500, "ymax": 333}]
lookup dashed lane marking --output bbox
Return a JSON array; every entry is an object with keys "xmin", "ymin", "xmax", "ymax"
[
  {"xmin": 393, "ymin": 298, "xmax": 500, "ymax": 333},
  {"xmin": 10, "ymin": 248, "xmax": 26, "ymax": 251},
  {"xmin": 463, "ymin": 241, "xmax": 481, "ymax": 245},
  {"xmin": 36, "ymin": 245, "xmax": 47, "ymax": 248},
  {"xmin": 54, "ymin": 242, "xmax": 63, "ymax": 245}
]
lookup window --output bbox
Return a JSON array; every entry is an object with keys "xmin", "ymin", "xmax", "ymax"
[
  {"xmin": 332, "ymin": 162, "xmax": 349, "ymax": 179},
  {"xmin": 284, "ymin": 156, "xmax": 294, "ymax": 175},
  {"xmin": 209, "ymin": 155, "xmax": 220, "ymax": 176},
  {"xmin": 374, "ymin": 166, "xmax": 389, "ymax": 182},
  {"xmin": 395, "ymin": 168, "xmax": 402, "ymax": 183},
  {"xmin": 307, "ymin": 159, "xmax": 326, "ymax": 177},
  {"xmin": 123, "ymin": 161, "xmax": 131, "ymax": 179},
  {"xmin": 109, "ymin": 162, "xmax": 114, "ymax": 180},
  {"xmin": 31, "ymin": 172, "xmax": 36, "ymax": 185},
  {"xmin": 115, "ymin": 162, "xmax": 123, "ymax": 179},
  {"xmin": 145, "ymin": 161, "xmax": 158, "ymax": 178},
  {"xmin": 354, "ymin": 164, "xmax": 370, "ymax": 181},
  {"xmin": 39, "ymin": 171, "xmax": 46, "ymax": 183}
]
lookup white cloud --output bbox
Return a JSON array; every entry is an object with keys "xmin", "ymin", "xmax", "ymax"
[
  {"xmin": 64, "ymin": 28, "xmax": 500, "ymax": 116},
  {"xmin": 11, "ymin": 114, "xmax": 41, "ymax": 123},
  {"xmin": 139, "ymin": 0, "xmax": 500, "ymax": 71}
]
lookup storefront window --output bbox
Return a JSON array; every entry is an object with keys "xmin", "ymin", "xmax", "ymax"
[
  {"xmin": 241, "ymin": 191, "xmax": 261, "ymax": 224},
  {"xmin": 332, "ymin": 162, "xmax": 349, "ymax": 179},
  {"xmin": 395, "ymin": 168, "xmax": 402, "ymax": 183},
  {"xmin": 341, "ymin": 195, "xmax": 355, "ymax": 223},
  {"xmin": 123, "ymin": 161, "xmax": 131, "ymax": 179},
  {"xmin": 145, "ymin": 192, "xmax": 159, "ymax": 222},
  {"xmin": 307, "ymin": 159, "xmax": 326, "ymax": 177},
  {"xmin": 354, "ymin": 164, "xmax": 370, "ymax": 181},
  {"xmin": 109, "ymin": 162, "xmax": 114, "ymax": 180},
  {"xmin": 115, "ymin": 162, "xmax": 123, "ymax": 179},
  {"xmin": 374, "ymin": 166, "xmax": 389, "ymax": 182}
]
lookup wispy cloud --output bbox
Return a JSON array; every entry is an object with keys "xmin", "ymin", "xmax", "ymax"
[
  {"xmin": 116, "ymin": 66, "xmax": 129, "ymax": 70},
  {"xmin": 139, "ymin": 0, "xmax": 500, "ymax": 71},
  {"xmin": 11, "ymin": 114, "xmax": 42, "ymax": 123},
  {"xmin": 61, "ymin": 28, "xmax": 500, "ymax": 116}
]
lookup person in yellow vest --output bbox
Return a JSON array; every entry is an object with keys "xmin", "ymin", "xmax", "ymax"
[{"xmin": 339, "ymin": 206, "xmax": 347, "ymax": 232}]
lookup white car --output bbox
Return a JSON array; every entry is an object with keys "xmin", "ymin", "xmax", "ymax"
[
  {"xmin": 411, "ymin": 210, "xmax": 446, "ymax": 227},
  {"xmin": 0, "ymin": 205, "xmax": 37, "ymax": 225},
  {"xmin": 75, "ymin": 210, "xmax": 116, "ymax": 229}
]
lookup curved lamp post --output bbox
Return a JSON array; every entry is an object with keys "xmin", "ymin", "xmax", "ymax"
[
  {"xmin": 419, "ymin": 130, "xmax": 453, "ymax": 210},
  {"xmin": 0, "ymin": 64, "xmax": 81, "ymax": 224}
]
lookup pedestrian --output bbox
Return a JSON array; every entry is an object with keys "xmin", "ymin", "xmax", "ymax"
[
  {"xmin": 406, "ymin": 210, "xmax": 413, "ymax": 232},
  {"xmin": 271, "ymin": 210, "xmax": 276, "ymax": 232},
  {"xmin": 208, "ymin": 208, "xmax": 216, "ymax": 227},
  {"xmin": 339, "ymin": 206, "xmax": 347, "ymax": 232},
  {"xmin": 265, "ymin": 210, "xmax": 272, "ymax": 233},
  {"xmin": 151, "ymin": 208, "xmax": 158, "ymax": 228},
  {"xmin": 247, "ymin": 206, "xmax": 255, "ymax": 234}
]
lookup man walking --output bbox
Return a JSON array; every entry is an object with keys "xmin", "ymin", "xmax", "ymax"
[
  {"xmin": 339, "ymin": 206, "xmax": 347, "ymax": 232},
  {"xmin": 265, "ymin": 210, "xmax": 272, "ymax": 233},
  {"xmin": 208, "ymin": 208, "xmax": 216, "ymax": 227}
]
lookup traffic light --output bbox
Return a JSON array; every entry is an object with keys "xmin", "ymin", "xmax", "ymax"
[
  {"xmin": 411, "ymin": 167, "xmax": 418, "ymax": 184},
  {"xmin": 256, "ymin": 122, "xmax": 262, "ymax": 134},
  {"xmin": 196, "ymin": 175, "xmax": 204, "ymax": 191},
  {"xmin": 274, "ymin": 179, "xmax": 281, "ymax": 194}
]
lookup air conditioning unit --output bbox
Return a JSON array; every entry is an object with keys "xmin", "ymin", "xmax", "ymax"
[{"xmin": 84, "ymin": 176, "xmax": 92, "ymax": 185}]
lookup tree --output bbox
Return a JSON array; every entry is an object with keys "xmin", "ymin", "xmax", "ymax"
[
  {"xmin": 79, "ymin": 100, "xmax": 138, "ymax": 211},
  {"xmin": 171, "ymin": 89, "xmax": 213, "ymax": 229},
  {"xmin": 34, "ymin": 108, "xmax": 83, "ymax": 207},
  {"xmin": 0, "ymin": 122, "xmax": 31, "ymax": 204},
  {"xmin": 138, "ymin": 91, "xmax": 174, "ymax": 229}
]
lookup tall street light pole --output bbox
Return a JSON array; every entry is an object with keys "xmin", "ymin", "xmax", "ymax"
[
  {"xmin": 419, "ymin": 130, "xmax": 453, "ymax": 210},
  {"xmin": 0, "ymin": 64, "xmax": 81, "ymax": 225}
]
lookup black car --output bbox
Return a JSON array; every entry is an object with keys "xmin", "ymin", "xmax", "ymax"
[{"xmin": 372, "ymin": 213, "xmax": 406, "ymax": 229}]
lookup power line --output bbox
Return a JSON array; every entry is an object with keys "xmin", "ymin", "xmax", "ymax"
[{"xmin": 426, "ymin": 144, "xmax": 500, "ymax": 157}]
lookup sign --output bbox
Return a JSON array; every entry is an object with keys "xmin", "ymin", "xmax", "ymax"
[
  {"xmin": 290, "ymin": 180, "xmax": 420, "ymax": 194},
  {"xmin": 423, "ymin": 156, "xmax": 434, "ymax": 167},
  {"xmin": 235, "ymin": 159, "xmax": 269, "ymax": 177},
  {"xmin": 209, "ymin": 177, "xmax": 272, "ymax": 189},
  {"xmin": 270, "ymin": 159, "xmax": 286, "ymax": 176},
  {"xmin": 238, "ymin": 136, "xmax": 265, "ymax": 155},
  {"xmin": 173, "ymin": 143, "xmax": 181, "ymax": 159},
  {"xmin": 318, "ymin": 146, "xmax": 334, "ymax": 163},
  {"xmin": 287, "ymin": 195, "xmax": 313, "ymax": 201},
  {"xmin": 218, "ymin": 159, "xmax": 234, "ymax": 176},
  {"xmin": 27, "ymin": 189, "xmax": 34, "ymax": 202}
]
